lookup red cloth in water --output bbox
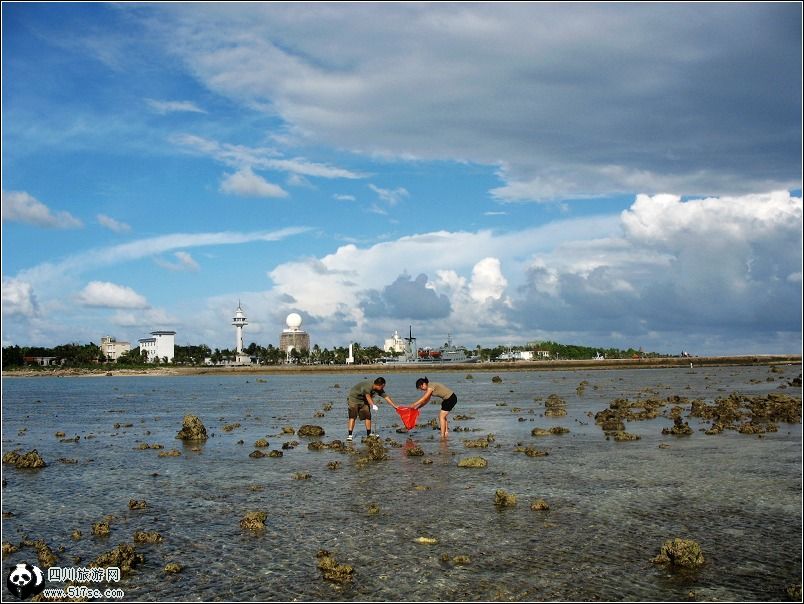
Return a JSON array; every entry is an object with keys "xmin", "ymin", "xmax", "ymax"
[{"xmin": 395, "ymin": 406, "xmax": 420, "ymax": 430}]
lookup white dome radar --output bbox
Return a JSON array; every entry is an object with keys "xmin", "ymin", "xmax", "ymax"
[{"xmin": 286, "ymin": 313, "xmax": 303, "ymax": 329}]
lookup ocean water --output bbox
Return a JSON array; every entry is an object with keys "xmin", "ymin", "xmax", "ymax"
[{"xmin": 2, "ymin": 365, "xmax": 801, "ymax": 602}]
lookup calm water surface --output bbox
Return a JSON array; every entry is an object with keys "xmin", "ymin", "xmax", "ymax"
[{"xmin": 2, "ymin": 365, "xmax": 801, "ymax": 601}]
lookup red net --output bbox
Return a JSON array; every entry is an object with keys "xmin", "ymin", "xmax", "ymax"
[{"xmin": 395, "ymin": 406, "xmax": 420, "ymax": 430}]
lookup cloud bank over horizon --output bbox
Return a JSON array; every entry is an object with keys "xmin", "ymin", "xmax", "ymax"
[{"xmin": 4, "ymin": 192, "xmax": 801, "ymax": 355}]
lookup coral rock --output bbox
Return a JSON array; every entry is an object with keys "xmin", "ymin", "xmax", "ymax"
[
  {"xmin": 494, "ymin": 489, "xmax": 517, "ymax": 507},
  {"xmin": 176, "ymin": 415, "xmax": 208, "ymax": 440},
  {"xmin": 651, "ymin": 538, "xmax": 705, "ymax": 568},
  {"xmin": 240, "ymin": 511, "xmax": 268, "ymax": 531},
  {"xmin": 457, "ymin": 456, "xmax": 488, "ymax": 468}
]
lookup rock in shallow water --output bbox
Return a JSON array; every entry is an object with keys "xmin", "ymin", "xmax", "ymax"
[
  {"xmin": 176, "ymin": 415, "xmax": 208, "ymax": 441},
  {"xmin": 495, "ymin": 489, "xmax": 517, "ymax": 507},
  {"xmin": 2, "ymin": 449, "xmax": 47, "ymax": 469},
  {"xmin": 91, "ymin": 543, "xmax": 144, "ymax": 575},
  {"xmin": 240, "ymin": 511, "xmax": 267, "ymax": 531},
  {"xmin": 457, "ymin": 456, "xmax": 487, "ymax": 468},
  {"xmin": 316, "ymin": 550, "xmax": 354, "ymax": 584},
  {"xmin": 133, "ymin": 531, "xmax": 163, "ymax": 544},
  {"xmin": 651, "ymin": 538, "xmax": 704, "ymax": 568}
]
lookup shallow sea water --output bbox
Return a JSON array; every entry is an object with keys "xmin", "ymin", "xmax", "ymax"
[{"xmin": 2, "ymin": 365, "xmax": 802, "ymax": 601}]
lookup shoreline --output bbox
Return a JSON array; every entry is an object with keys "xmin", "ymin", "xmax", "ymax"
[{"xmin": 2, "ymin": 354, "xmax": 800, "ymax": 378}]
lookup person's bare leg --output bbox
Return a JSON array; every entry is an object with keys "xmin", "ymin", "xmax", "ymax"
[{"xmin": 439, "ymin": 410, "xmax": 449, "ymax": 438}]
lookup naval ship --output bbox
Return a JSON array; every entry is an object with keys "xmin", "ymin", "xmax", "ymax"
[{"xmin": 381, "ymin": 327, "xmax": 479, "ymax": 364}]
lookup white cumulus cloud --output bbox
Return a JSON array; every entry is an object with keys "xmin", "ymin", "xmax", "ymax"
[
  {"xmin": 514, "ymin": 191, "xmax": 802, "ymax": 351},
  {"xmin": 220, "ymin": 168, "xmax": 289, "ymax": 198},
  {"xmin": 2, "ymin": 276, "xmax": 38, "ymax": 316},
  {"xmin": 469, "ymin": 257, "xmax": 508, "ymax": 303},
  {"xmin": 77, "ymin": 281, "xmax": 149, "ymax": 309},
  {"xmin": 2, "ymin": 191, "xmax": 82, "ymax": 228}
]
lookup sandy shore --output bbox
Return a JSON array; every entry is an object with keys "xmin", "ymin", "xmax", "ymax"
[{"xmin": 3, "ymin": 354, "xmax": 800, "ymax": 378}]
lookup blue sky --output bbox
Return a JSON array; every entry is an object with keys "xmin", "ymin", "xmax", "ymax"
[{"xmin": 2, "ymin": 2, "xmax": 802, "ymax": 355}]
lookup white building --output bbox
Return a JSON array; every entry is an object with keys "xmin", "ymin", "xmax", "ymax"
[
  {"xmin": 497, "ymin": 350, "xmax": 537, "ymax": 361},
  {"xmin": 99, "ymin": 336, "xmax": 131, "ymax": 361},
  {"xmin": 138, "ymin": 330, "xmax": 176, "ymax": 363},
  {"xmin": 383, "ymin": 330, "xmax": 407, "ymax": 354}
]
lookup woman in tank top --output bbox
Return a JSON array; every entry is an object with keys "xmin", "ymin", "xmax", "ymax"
[{"xmin": 410, "ymin": 377, "xmax": 458, "ymax": 438}]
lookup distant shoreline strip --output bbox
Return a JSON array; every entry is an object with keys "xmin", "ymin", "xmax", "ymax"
[{"xmin": 3, "ymin": 355, "xmax": 800, "ymax": 378}]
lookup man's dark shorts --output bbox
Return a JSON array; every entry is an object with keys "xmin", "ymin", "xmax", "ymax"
[{"xmin": 348, "ymin": 402, "xmax": 371, "ymax": 420}]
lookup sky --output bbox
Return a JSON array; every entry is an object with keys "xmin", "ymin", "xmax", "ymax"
[{"xmin": 2, "ymin": 2, "xmax": 802, "ymax": 356}]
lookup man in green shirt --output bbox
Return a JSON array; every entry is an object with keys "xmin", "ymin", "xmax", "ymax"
[{"xmin": 346, "ymin": 377, "xmax": 398, "ymax": 441}]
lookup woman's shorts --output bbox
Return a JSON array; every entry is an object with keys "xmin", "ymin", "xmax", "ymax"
[
  {"xmin": 348, "ymin": 402, "xmax": 371, "ymax": 420},
  {"xmin": 441, "ymin": 393, "xmax": 458, "ymax": 412}
]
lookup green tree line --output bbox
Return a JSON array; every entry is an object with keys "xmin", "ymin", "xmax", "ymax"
[
  {"xmin": 2, "ymin": 340, "xmax": 662, "ymax": 370},
  {"xmin": 1, "ymin": 341, "xmax": 391, "ymax": 368}
]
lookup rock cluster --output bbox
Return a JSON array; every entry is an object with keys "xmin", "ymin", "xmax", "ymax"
[
  {"xmin": 362, "ymin": 436, "xmax": 388, "ymax": 462},
  {"xmin": 494, "ymin": 489, "xmax": 517, "ymax": 507},
  {"xmin": 544, "ymin": 394, "xmax": 567, "ymax": 417},
  {"xmin": 19, "ymin": 538, "xmax": 58, "ymax": 568},
  {"xmin": 612, "ymin": 431, "xmax": 641, "ymax": 441},
  {"xmin": 457, "ymin": 456, "xmax": 487, "ymax": 468},
  {"xmin": 92, "ymin": 519, "xmax": 111, "ymax": 537},
  {"xmin": 175, "ymin": 415, "xmax": 208, "ymax": 441},
  {"xmin": 651, "ymin": 538, "xmax": 704, "ymax": 568},
  {"xmin": 91, "ymin": 543, "xmax": 144, "ymax": 575},
  {"xmin": 2, "ymin": 449, "xmax": 47, "ymax": 469},
  {"xmin": 662, "ymin": 417, "xmax": 693, "ymax": 436},
  {"xmin": 240, "ymin": 511, "xmax": 267, "ymax": 531},
  {"xmin": 515, "ymin": 446, "xmax": 549, "ymax": 457},
  {"xmin": 316, "ymin": 550, "xmax": 354, "ymax": 584},
  {"xmin": 690, "ymin": 392, "xmax": 801, "ymax": 433},
  {"xmin": 298, "ymin": 425, "xmax": 325, "ymax": 437},
  {"xmin": 531, "ymin": 426, "xmax": 570, "ymax": 436},
  {"xmin": 133, "ymin": 531, "xmax": 163, "ymax": 544}
]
